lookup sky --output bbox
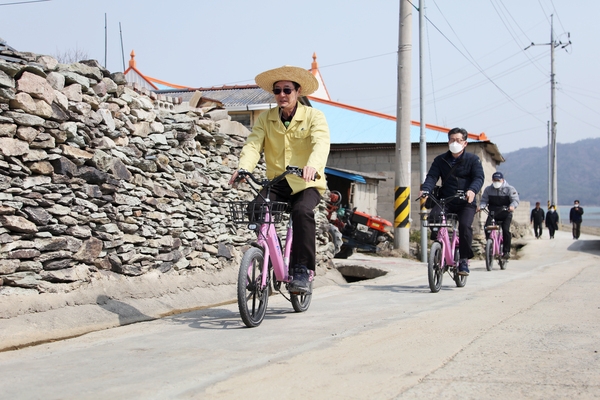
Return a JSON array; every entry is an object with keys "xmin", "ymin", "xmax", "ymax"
[{"xmin": 1, "ymin": 0, "xmax": 598, "ymax": 154}]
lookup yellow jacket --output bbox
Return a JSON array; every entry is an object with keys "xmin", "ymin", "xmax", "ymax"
[{"xmin": 238, "ymin": 103, "xmax": 330, "ymax": 194}]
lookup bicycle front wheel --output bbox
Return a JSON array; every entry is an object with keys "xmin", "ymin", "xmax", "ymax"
[
  {"xmin": 428, "ymin": 242, "xmax": 443, "ymax": 293},
  {"xmin": 485, "ymin": 239, "xmax": 494, "ymax": 271},
  {"xmin": 237, "ymin": 247, "xmax": 269, "ymax": 327},
  {"xmin": 291, "ymin": 281, "xmax": 313, "ymax": 312}
]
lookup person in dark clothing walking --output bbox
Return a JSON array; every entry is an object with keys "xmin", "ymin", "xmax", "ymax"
[
  {"xmin": 545, "ymin": 204, "xmax": 559, "ymax": 239},
  {"xmin": 569, "ymin": 200, "xmax": 584, "ymax": 239},
  {"xmin": 420, "ymin": 127, "xmax": 485, "ymax": 276},
  {"xmin": 530, "ymin": 202, "xmax": 545, "ymax": 239}
]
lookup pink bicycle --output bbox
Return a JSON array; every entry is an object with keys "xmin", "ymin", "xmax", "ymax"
[
  {"xmin": 480, "ymin": 207, "xmax": 508, "ymax": 271},
  {"xmin": 419, "ymin": 190, "xmax": 467, "ymax": 293},
  {"xmin": 228, "ymin": 166, "xmax": 313, "ymax": 327}
]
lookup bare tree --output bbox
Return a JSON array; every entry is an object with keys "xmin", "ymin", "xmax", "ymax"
[{"xmin": 54, "ymin": 46, "xmax": 89, "ymax": 64}]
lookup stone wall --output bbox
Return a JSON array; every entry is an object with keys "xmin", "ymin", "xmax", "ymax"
[{"xmin": 0, "ymin": 47, "xmax": 336, "ymax": 298}]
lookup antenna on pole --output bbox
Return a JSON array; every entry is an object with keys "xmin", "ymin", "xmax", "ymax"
[
  {"xmin": 104, "ymin": 13, "xmax": 108, "ymax": 68},
  {"xmin": 119, "ymin": 22, "xmax": 126, "ymax": 72}
]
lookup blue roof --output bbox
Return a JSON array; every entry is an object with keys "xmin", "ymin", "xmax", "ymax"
[
  {"xmin": 324, "ymin": 167, "xmax": 366, "ymax": 183},
  {"xmin": 309, "ymin": 98, "xmax": 449, "ymax": 144}
]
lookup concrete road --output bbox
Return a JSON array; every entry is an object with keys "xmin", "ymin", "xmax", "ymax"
[{"xmin": 1, "ymin": 229, "xmax": 599, "ymax": 399}]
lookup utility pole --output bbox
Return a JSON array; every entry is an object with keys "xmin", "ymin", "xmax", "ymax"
[
  {"xmin": 550, "ymin": 14, "xmax": 558, "ymax": 206},
  {"xmin": 547, "ymin": 121, "xmax": 551, "ymax": 208},
  {"xmin": 394, "ymin": 0, "xmax": 412, "ymax": 253},
  {"xmin": 525, "ymin": 14, "xmax": 570, "ymax": 208},
  {"xmin": 418, "ymin": 0, "xmax": 428, "ymax": 262}
]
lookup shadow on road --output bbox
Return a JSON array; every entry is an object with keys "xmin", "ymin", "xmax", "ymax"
[
  {"xmin": 164, "ymin": 304, "xmax": 297, "ymax": 330},
  {"xmin": 96, "ymin": 295, "xmax": 154, "ymax": 326},
  {"xmin": 360, "ymin": 283, "xmax": 459, "ymax": 293},
  {"xmin": 567, "ymin": 239, "xmax": 600, "ymax": 256}
]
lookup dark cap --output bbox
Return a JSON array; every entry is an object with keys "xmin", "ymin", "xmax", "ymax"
[{"xmin": 492, "ymin": 172, "xmax": 503, "ymax": 181}]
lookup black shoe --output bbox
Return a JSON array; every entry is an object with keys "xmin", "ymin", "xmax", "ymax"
[
  {"xmin": 502, "ymin": 253, "xmax": 510, "ymax": 260},
  {"xmin": 289, "ymin": 265, "xmax": 310, "ymax": 293},
  {"xmin": 457, "ymin": 259, "xmax": 469, "ymax": 276}
]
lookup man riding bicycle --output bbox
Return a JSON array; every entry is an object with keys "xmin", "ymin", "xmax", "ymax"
[
  {"xmin": 228, "ymin": 65, "xmax": 330, "ymax": 294},
  {"xmin": 479, "ymin": 172, "xmax": 520, "ymax": 259},
  {"xmin": 420, "ymin": 127, "xmax": 485, "ymax": 276}
]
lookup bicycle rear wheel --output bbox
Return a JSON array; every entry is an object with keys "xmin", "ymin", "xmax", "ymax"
[
  {"xmin": 237, "ymin": 247, "xmax": 269, "ymax": 327},
  {"xmin": 428, "ymin": 242, "xmax": 443, "ymax": 293},
  {"xmin": 453, "ymin": 247, "xmax": 467, "ymax": 287},
  {"xmin": 291, "ymin": 281, "xmax": 313, "ymax": 312},
  {"xmin": 485, "ymin": 239, "xmax": 494, "ymax": 271}
]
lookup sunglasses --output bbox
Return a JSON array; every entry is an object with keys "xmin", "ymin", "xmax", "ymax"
[{"xmin": 273, "ymin": 88, "xmax": 294, "ymax": 95}]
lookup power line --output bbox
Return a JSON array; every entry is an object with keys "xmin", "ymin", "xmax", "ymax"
[
  {"xmin": 428, "ymin": 0, "xmax": 535, "ymax": 116},
  {"xmin": 0, "ymin": 0, "xmax": 49, "ymax": 6}
]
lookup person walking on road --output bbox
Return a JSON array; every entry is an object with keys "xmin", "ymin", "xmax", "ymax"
[
  {"xmin": 545, "ymin": 204, "xmax": 559, "ymax": 239},
  {"xmin": 569, "ymin": 200, "xmax": 584, "ymax": 239},
  {"xmin": 530, "ymin": 202, "xmax": 545, "ymax": 239},
  {"xmin": 229, "ymin": 65, "xmax": 330, "ymax": 293},
  {"xmin": 479, "ymin": 172, "xmax": 520, "ymax": 258},
  {"xmin": 420, "ymin": 127, "xmax": 485, "ymax": 276}
]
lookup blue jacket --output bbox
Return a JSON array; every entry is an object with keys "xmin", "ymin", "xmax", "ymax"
[{"xmin": 422, "ymin": 151, "xmax": 485, "ymax": 200}]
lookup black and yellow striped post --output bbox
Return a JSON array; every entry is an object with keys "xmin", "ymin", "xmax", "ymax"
[{"xmin": 394, "ymin": 186, "xmax": 410, "ymax": 229}]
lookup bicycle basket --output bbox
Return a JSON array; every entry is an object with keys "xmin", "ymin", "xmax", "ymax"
[
  {"xmin": 227, "ymin": 201, "xmax": 289, "ymax": 225},
  {"xmin": 422, "ymin": 213, "xmax": 458, "ymax": 229}
]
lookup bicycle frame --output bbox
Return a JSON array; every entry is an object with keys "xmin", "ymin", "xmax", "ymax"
[
  {"xmin": 488, "ymin": 227, "xmax": 503, "ymax": 257},
  {"xmin": 255, "ymin": 211, "xmax": 293, "ymax": 289},
  {"xmin": 231, "ymin": 166, "xmax": 314, "ymax": 327},
  {"xmin": 482, "ymin": 208, "xmax": 505, "ymax": 258},
  {"xmin": 436, "ymin": 221, "xmax": 459, "ymax": 268},
  {"xmin": 419, "ymin": 190, "xmax": 467, "ymax": 293}
]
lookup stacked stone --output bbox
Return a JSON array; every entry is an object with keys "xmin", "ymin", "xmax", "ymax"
[{"xmin": 0, "ymin": 48, "xmax": 336, "ymax": 295}]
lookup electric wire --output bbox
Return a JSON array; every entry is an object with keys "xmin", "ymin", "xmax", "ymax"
[
  {"xmin": 491, "ymin": 0, "xmax": 547, "ymax": 76},
  {"xmin": 0, "ymin": 0, "xmax": 49, "ymax": 5},
  {"xmin": 429, "ymin": 0, "xmax": 538, "ymax": 118}
]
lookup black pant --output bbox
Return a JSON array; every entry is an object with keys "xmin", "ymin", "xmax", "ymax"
[
  {"xmin": 485, "ymin": 210, "xmax": 513, "ymax": 254},
  {"xmin": 547, "ymin": 225, "xmax": 556, "ymax": 238},
  {"xmin": 572, "ymin": 221, "xmax": 582, "ymax": 239},
  {"xmin": 256, "ymin": 180, "xmax": 321, "ymax": 271},
  {"xmin": 430, "ymin": 201, "xmax": 477, "ymax": 259},
  {"xmin": 533, "ymin": 222, "xmax": 543, "ymax": 238}
]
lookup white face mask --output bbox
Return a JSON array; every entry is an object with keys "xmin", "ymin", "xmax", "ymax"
[
  {"xmin": 549, "ymin": 209, "xmax": 555, "ymax": 213},
  {"xmin": 492, "ymin": 181, "xmax": 502, "ymax": 189},
  {"xmin": 449, "ymin": 141, "xmax": 464, "ymax": 154}
]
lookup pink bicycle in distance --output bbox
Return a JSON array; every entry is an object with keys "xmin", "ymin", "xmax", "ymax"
[
  {"xmin": 418, "ymin": 190, "xmax": 467, "ymax": 293},
  {"xmin": 479, "ymin": 207, "xmax": 508, "ymax": 271},
  {"xmin": 228, "ymin": 166, "xmax": 313, "ymax": 327}
]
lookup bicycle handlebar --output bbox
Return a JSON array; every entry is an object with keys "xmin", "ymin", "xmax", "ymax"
[
  {"xmin": 234, "ymin": 166, "xmax": 320, "ymax": 193},
  {"xmin": 479, "ymin": 206, "xmax": 510, "ymax": 215},
  {"xmin": 415, "ymin": 190, "xmax": 466, "ymax": 204}
]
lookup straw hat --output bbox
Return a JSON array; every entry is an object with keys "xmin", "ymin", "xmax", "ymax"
[{"xmin": 255, "ymin": 65, "xmax": 319, "ymax": 96}]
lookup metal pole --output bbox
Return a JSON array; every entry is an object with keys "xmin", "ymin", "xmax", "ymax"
[
  {"xmin": 550, "ymin": 14, "xmax": 558, "ymax": 206},
  {"xmin": 547, "ymin": 121, "xmax": 551, "ymax": 208},
  {"xmin": 119, "ymin": 22, "xmax": 126, "ymax": 72},
  {"xmin": 104, "ymin": 13, "xmax": 108, "ymax": 69},
  {"xmin": 418, "ymin": 0, "xmax": 427, "ymax": 262},
  {"xmin": 394, "ymin": 0, "xmax": 412, "ymax": 253}
]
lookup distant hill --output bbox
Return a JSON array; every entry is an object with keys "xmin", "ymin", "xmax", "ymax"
[{"xmin": 499, "ymin": 138, "xmax": 600, "ymax": 207}]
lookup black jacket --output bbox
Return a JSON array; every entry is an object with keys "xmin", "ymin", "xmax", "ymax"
[
  {"xmin": 422, "ymin": 151, "xmax": 485, "ymax": 200},
  {"xmin": 546, "ymin": 210, "xmax": 559, "ymax": 229},
  {"xmin": 530, "ymin": 207, "xmax": 545, "ymax": 224},
  {"xmin": 569, "ymin": 206, "xmax": 584, "ymax": 223}
]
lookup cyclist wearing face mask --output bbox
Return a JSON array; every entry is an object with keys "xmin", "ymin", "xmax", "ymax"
[
  {"xmin": 420, "ymin": 127, "xmax": 485, "ymax": 276},
  {"xmin": 479, "ymin": 172, "xmax": 520, "ymax": 258}
]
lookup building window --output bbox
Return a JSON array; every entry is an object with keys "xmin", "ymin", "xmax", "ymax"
[{"xmin": 230, "ymin": 112, "xmax": 251, "ymax": 129}]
